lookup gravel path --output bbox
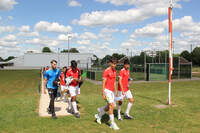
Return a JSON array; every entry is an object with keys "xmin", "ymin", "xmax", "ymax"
[{"xmin": 39, "ymin": 73, "xmax": 71, "ymax": 117}]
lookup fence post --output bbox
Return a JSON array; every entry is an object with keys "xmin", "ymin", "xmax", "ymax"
[
  {"xmin": 178, "ymin": 57, "xmax": 180, "ymax": 79},
  {"xmin": 144, "ymin": 51, "xmax": 146, "ymax": 80},
  {"xmin": 191, "ymin": 62, "xmax": 192, "ymax": 79}
]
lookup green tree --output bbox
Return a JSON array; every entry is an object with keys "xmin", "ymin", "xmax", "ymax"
[
  {"xmin": 191, "ymin": 47, "xmax": 200, "ymax": 66},
  {"xmin": 4, "ymin": 56, "xmax": 15, "ymax": 62},
  {"xmin": 0, "ymin": 57, "xmax": 4, "ymax": 62},
  {"xmin": 61, "ymin": 49, "xmax": 69, "ymax": 53},
  {"xmin": 112, "ymin": 53, "xmax": 125, "ymax": 60},
  {"xmin": 42, "ymin": 47, "xmax": 52, "ymax": 53},
  {"xmin": 61, "ymin": 48, "xmax": 79, "ymax": 53},
  {"xmin": 101, "ymin": 55, "xmax": 112, "ymax": 65},
  {"xmin": 180, "ymin": 50, "xmax": 191, "ymax": 62},
  {"xmin": 92, "ymin": 55, "xmax": 100, "ymax": 67},
  {"xmin": 69, "ymin": 48, "xmax": 79, "ymax": 53}
]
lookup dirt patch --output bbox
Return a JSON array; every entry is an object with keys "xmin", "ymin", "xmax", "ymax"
[{"xmin": 154, "ymin": 104, "xmax": 178, "ymax": 109}]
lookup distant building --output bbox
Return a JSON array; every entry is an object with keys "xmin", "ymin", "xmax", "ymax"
[{"xmin": 0, "ymin": 53, "xmax": 95, "ymax": 69}]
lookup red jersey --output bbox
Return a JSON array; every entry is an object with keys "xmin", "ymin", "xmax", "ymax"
[
  {"xmin": 66, "ymin": 68, "xmax": 80, "ymax": 87},
  {"xmin": 118, "ymin": 68, "xmax": 130, "ymax": 92},
  {"xmin": 60, "ymin": 72, "xmax": 66, "ymax": 86},
  {"xmin": 103, "ymin": 67, "xmax": 117, "ymax": 92}
]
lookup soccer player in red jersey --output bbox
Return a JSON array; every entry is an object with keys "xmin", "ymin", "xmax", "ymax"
[
  {"xmin": 66, "ymin": 60, "xmax": 82, "ymax": 118},
  {"xmin": 95, "ymin": 57, "xmax": 119, "ymax": 130},
  {"xmin": 117, "ymin": 59, "xmax": 134, "ymax": 120},
  {"xmin": 60, "ymin": 66, "xmax": 68, "ymax": 101}
]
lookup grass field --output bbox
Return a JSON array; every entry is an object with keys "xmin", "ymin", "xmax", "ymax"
[
  {"xmin": 0, "ymin": 70, "xmax": 200, "ymax": 133},
  {"xmin": 192, "ymin": 67, "xmax": 200, "ymax": 78}
]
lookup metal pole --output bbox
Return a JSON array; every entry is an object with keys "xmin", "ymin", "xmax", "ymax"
[
  {"xmin": 68, "ymin": 36, "xmax": 69, "ymax": 67},
  {"xmin": 159, "ymin": 51, "xmax": 161, "ymax": 63},
  {"xmin": 58, "ymin": 48, "xmax": 60, "ymax": 68},
  {"xmin": 144, "ymin": 51, "xmax": 146, "ymax": 80},
  {"xmin": 178, "ymin": 56, "xmax": 180, "ymax": 79},
  {"xmin": 191, "ymin": 44, "xmax": 193, "ymax": 63},
  {"xmin": 168, "ymin": 0, "xmax": 173, "ymax": 105}
]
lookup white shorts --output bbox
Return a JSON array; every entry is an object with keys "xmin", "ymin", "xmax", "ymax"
[
  {"xmin": 69, "ymin": 85, "xmax": 80, "ymax": 97},
  {"xmin": 118, "ymin": 90, "xmax": 133, "ymax": 101},
  {"xmin": 61, "ymin": 85, "xmax": 68, "ymax": 91},
  {"xmin": 104, "ymin": 89, "xmax": 115, "ymax": 104}
]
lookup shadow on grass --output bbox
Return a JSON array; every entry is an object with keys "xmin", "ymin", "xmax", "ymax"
[
  {"xmin": 94, "ymin": 109, "xmax": 125, "ymax": 126},
  {"xmin": 94, "ymin": 114, "xmax": 110, "ymax": 126}
]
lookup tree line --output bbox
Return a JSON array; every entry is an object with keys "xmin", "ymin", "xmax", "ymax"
[
  {"xmin": 94, "ymin": 46, "xmax": 200, "ymax": 66},
  {"xmin": 1, "ymin": 46, "xmax": 200, "ymax": 66}
]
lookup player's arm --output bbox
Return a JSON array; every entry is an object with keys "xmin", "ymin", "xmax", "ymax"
[
  {"xmin": 43, "ymin": 72, "xmax": 48, "ymax": 94},
  {"xmin": 114, "ymin": 80, "xmax": 118, "ymax": 96},
  {"xmin": 43, "ymin": 78, "xmax": 47, "ymax": 94},
  {"xmin": 102, "ymin": 78, "xmax": 106, "ymax": 100},
  {"xmin": 119, "ymin": 77, "xmax": 125, "ymax": 95}
]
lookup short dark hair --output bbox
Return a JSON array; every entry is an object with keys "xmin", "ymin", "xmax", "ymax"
[
  {"xmin": 51, "ymin": 60, "xmax": 57, "ymax": 64},
  {"xmin": 71, "ymin": 60, "xmax": 77, "ymax": 68},
  {"xmin": 124, "ymin": 59, "xmax": 130, "ymax": 65},
  {"xmin": 63, "ymin": 66, "xmax": 67, "ymax": 69},
  {"xmin": 109, "ymin": 57, "xmax": 118, "ymax": 64}
]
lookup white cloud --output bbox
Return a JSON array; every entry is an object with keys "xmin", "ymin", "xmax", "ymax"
[
  {"xmin": 17, "ymin": 31, "xmax": 39, "ymax": 37},
  {"xmin": 7, "ymin": 16, "xmax": 13, "ymax": 20},
  {"xmin": 77, "ymin": 40, "xmax": 91, "ymax": 45},
  {"xmin": 134, "ymin": 26, "xmax": 165, "ymax": 37},
  {"xmin": 0, "ymin": 26, "xmax": 15, "ymax": 34},
  {"xmin": 77, "ymin": 42, "xmax": 118, "ymax": 58},
  {"xmin": 18, "ymin": 25, "xmax": 30, "ymax": 32},
  {"xmin": 74, "ymin": 7, "xmax": 167, "ymax": 26},
  {"xmin": 68, "ymin": 0, "xmax": 82, "ymax": 7},
  {"xmin": 0, "ymin": 0, "xmax": 18, "ymax": 11},
  {"xmin": 2, "ymin": 34, "xmax": 16, "ymax": 41},
  {"xmin": 0, "ymin": 34, "xmax": 18, "ymax": 47},
  {"xmin": 58, "ymin": 33, "xmax": 78, "ymax": 41},
  {"xmin": 74, "ymin": 0, "xmax": 185, "ymax": 26},
  {"xmin": 121, "ymin": 38, "xmax": 141, "ymax": 48},
  {"xmin": 120, "ymin": 15, "xmax": 200, "ymax": 54},
  {"xmin": 96, "ymin": 0, "xmax": 182, "ymax": 8},
  {"xmin": 79, "ymin": 32, "xmax": 98, "ymax": 40},
  {"xmin": 121, "ymin": 29, "xmax": 128, "ymax": 34},
  {"xmin": 24, "ymin": 37, "xmax": 59, "ymax": 46},
  {"xmin": 101, "ymin": 27, "xmax": 118, "ymax": 33},
  {"xmin": 34, "ymin": 21, "xmax": 72, "ymax": 33},
  {"xmin": 98, "ymin": 27, "xmax": 118, "ymax": 41},
  {"xmin": 131, "ymin": 16, "xmax": 200, "ymax": 39}
]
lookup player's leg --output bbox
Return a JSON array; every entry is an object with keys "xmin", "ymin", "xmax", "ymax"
[
  {"xmin": 124, "ymin": 90, "xmax": 134, "ymax": 119},
  {"xmin": 60, "ymin": 86, "xmax": 65, "ymax": 100},
  {"xmin": 49, "ymin": 89, "xmax": 57, "ymax": 119},
  {"xmin": 95, "ymin": 89, "xmax": 110, "ymax": 124},
  {"xmin": 117, "ymin": 91, "xmax": 123, "ymax": 120},
  {"xmin": 70, "ymin": 86, "xmax": 79, "ymax": 118},
  {"xmin": 67, "ymin": 86, "xmax": 74, "ymax": 113},
  {"xmin": 47, "ymin": 88, "xmax": 53, "ymax": 114},
  {"xmin": 108, "ymin": 90, "xmax": 119, "ymax": 130},
  {"xmin": 95, "ymin": 104, "xmax": 109, "ymax": 124},
  {"xmin": 117, "ymin": 100, "xmax": 123, "ymax": 120},
  {"xmin": 63, "ymin": 86, "xmax": 68, "ymax": 102},
  {"xmin": 71, "ymin": 95, "xmax": 80, "ymax": 118}
]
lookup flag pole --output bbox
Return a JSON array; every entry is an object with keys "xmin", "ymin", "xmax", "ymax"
[{"xmin": 168, "ymin": 0, "xmax": 173, "ymax": 105}]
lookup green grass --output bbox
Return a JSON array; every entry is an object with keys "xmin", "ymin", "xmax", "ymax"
[
  {"xmin": 192, "ymin": 67, "xmax": 200, "ymax": 78},
  {"xmin": 0, "ymin": 70, "xmax": 200, "ymax": 133},
  {"xmin": 192, "ymin": 67, "xmax": 200, "ymax": 72}
]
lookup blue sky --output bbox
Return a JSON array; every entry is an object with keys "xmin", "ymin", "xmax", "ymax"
[{"xmin": 0, "ymin": 0, "xmax": 200, "ymax": 58}]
